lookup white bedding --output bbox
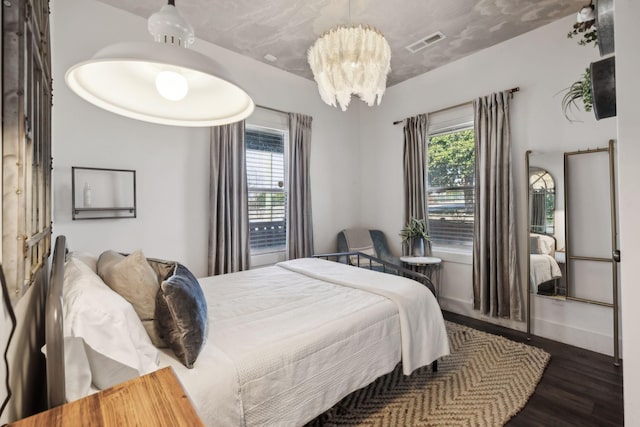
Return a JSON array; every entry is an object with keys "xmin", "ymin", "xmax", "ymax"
[
  {"xmin": 530, "ymin": 254, "xmax": 562, "ymax": 291},
  {"xmin": 159, "ymin": 258, "xmax": 449, "ymax": 426}
]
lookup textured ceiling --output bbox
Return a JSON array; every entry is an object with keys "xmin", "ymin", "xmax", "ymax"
[{"xmin": 96, "ymin": 0, "xmax": 582, "ymax": 86}]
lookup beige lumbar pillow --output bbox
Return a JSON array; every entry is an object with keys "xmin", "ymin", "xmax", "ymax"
[
  {"xmin": 96, "ymin": 250, "xmax": 125, "ymax": 278},
  {"xmin": 97, "ymin": 250, "xmax": 165, "ymax": 347}
]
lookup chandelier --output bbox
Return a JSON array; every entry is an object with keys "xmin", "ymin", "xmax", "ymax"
[
  {"xmin": 308, "ymin": 24, "xmax": 391, "ymax": 111},
  {"xmin": 65, "ymin": 0, "xmax": 254, "ymax": 127}
]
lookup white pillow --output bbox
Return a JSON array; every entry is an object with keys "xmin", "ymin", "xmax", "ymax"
[
  {"xmin": 63, "ymin": 337, "xmax": 92, "ymax": 402},
  {"xmin": 537, "ymin": 235, "xmax": 555, "ymax": 256},
  {"xmin": 42, "ymin": 337, "xmax": 92, "ymax": 402},
  {"xmin": 82, "ymin": 341, "xmax": 139, "ymax": 390},
  {"xmin": 62, "ymin": 258, "xmax": 160, "ymax": 389},
  {"xmin": 43, "ymin": 335, "xmax": 138, "ymax": 400},
  {"xmin": 68, "ymin": 251, "xmax": 99, "ymax": 273}
]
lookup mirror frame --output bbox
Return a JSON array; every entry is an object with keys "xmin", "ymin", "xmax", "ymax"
[
  {"xmin": 526, "ymin": 142, "xmax": 620, "ymax": 366},
  {"xmin": 526, "ymin": 151, "xmax": 532, "ymax": 335}
]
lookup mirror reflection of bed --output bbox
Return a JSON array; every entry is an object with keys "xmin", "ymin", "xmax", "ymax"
[
  {"xmin": 528, "ymin": 158, "xmax": 565, "ymax": 298},
  {"xmin": 530, "ymin": 233, "xmax": 564, "ymax": 297}
]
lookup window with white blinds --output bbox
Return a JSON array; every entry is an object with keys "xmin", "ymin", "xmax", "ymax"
[
  {"xmin": 427, "ymin": 104, "xmax": 475, "ymax": 250},
  {"xmin": 246, "ymin": 127, "xmax": 287, "ymax": 253}
]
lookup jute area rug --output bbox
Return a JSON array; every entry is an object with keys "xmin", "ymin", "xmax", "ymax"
[{"xmin": 309, "ymin": 321, "xmax": 550, "ymax": 427}]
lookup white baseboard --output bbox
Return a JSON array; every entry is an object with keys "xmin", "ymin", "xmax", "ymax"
[
  {"xmin": 438, "ymin": 296, "xmax": 525, "ymax": 331},
  {"xmin": 438, "ymin": 295, "xmax": 475, "ymax": 318},
  {"xmin": 531, "ymin": 317, "xmax": 621, "ymax": 357},
  {"xmin": 439, "ymin": 295, "xmax": 620, "ymax": 356}
]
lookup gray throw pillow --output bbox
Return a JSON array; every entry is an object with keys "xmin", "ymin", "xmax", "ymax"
[{"xmin": 155, "ymin": 263, "xmax": 208, "ymax": 369}]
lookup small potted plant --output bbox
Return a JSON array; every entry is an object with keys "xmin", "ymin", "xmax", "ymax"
[{"xmin": 400, "ymin": 217, "xmax": 431, "ymax": 257}]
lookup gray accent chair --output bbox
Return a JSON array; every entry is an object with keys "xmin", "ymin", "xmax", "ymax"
[{"xmin": 337, "ymin": 229, "xmax": 401, "ymax": 271}]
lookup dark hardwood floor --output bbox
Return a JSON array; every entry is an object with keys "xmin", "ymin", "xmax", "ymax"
[{"xmin": 444, "ymin": 311, "xmax": 624, "ymax": 427}]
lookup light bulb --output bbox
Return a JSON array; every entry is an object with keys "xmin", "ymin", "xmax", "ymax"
[{"xmin": 155, "ymin": 70, "xmax": 188, "ymax": 101}]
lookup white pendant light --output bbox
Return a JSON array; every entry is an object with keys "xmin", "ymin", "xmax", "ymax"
[{"xmin": 66, "ymin": 1, "xmax": 254, "ymax": 127}]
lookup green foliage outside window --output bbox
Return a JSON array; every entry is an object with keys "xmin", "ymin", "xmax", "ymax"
[
  {"xmin": 428, "ymin": 129, "xmax": 475, "ymax": 187},
  {"xmin": 252, "ymin": 192, "xmax": 285, "ymax": 221}
]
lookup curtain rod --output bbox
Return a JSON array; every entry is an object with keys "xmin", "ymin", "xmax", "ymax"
[
  {"xmin": 256, "ymin": 104, "xmax": 290, "ymax": 116},
  {"xmin": 392, "ymin": 86, "xmax": 520, "ymax": 126}
]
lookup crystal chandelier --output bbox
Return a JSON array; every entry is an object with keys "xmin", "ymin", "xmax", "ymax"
[{"xmin": 308, "ymin": 24, "xmax": 391, "ymax": 111}]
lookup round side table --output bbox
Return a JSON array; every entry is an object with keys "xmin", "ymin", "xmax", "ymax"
[{"xmin": 400, "ymin": 256, "xmax": 442, "ymax": 297}]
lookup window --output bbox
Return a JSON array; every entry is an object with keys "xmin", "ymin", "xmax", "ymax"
[
  {"xmin": 427, "ymin": 106, "xmax": 475, "ymax": 250},
  {"xmin": 246, "ymin": 126, "xmax": 287, "ymax": 255}
]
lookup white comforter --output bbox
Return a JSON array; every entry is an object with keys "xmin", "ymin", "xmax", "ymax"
[
  {"xmin": 530, "ymin": 254, "xmax": 562, "ymax": 291},
  {"xmin": 158, "ymin": 258, "xmax": 449, "ymax": 426}
]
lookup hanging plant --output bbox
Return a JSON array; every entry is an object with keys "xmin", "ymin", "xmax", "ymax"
[
  {"xmin": 567, "ymin": 3, "xmax": 598, "ymax": 47},
  {"xmin": 561, "ymin": 68, "xmax": 593, "ymax": 122}
]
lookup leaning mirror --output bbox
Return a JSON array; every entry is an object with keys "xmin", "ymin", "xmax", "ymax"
[{"xmin": 527, "ymin": 151, "xmax": 566, "ymax": 299}]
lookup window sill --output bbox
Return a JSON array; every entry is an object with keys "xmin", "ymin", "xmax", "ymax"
[
  {"xmin": 250, "ymin": 247, "xmax": 286, "ymax": 256},
  {"xmin": 250, "ymin": 249, "xmax": 286, "ymax": 268},
  {"xmin": 432, "ymin": 247, "xmax": 472, "ymax": 265}
]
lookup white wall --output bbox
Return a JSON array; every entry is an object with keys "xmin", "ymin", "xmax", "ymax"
[
  {"xmin": 50, "ymin": 0, "xmax": 362, "ymax": 277},
  {"xmin": 359, "ymin": 15, "xmax": 619, "ymax": 354},
  {"xmin": 615, "ymin": 0, "xmax": 640, "ymax": 424}
]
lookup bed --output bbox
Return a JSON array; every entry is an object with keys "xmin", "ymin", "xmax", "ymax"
[
  {"xmin": 45, "ymin": 236, "xmax": 450, "ymax": 426},
  {"xmin": 529, "ymin": 233, "xmax": 562, "ymax": 294}
]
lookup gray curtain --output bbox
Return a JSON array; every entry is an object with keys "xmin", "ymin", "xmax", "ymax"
[
  {"xmin": 208, "ymin": 121, "xmax": 250, "ymax": 275},
  {"xmin": 403, "ymin": 113, "xmax": 430, "ymax": 230},
  {"xmin": 530, "ymin": 191, "xmax": 546, "ymax": 233},
  {"xmin": 287, "ymin": 113, "xmax": 314, "ymax": 259},
  {"xmin": 472, "ymin": 91, "xmax": 522, "ymax": 320}
]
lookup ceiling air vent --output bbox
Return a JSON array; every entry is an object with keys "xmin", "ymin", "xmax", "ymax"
[{"xmin": 405, "ymin": 31, "xmax": 446, "ymax": 53}]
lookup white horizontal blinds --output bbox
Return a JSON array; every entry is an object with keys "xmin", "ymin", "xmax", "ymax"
[
  {"xmin": 246, "ymin": 127, "xmax": 287, "ymax": 252},
  {"xmin": 427, "ymin": 103, "xmax": 475, "ymax": 248},
  {"xmin": 428, "ymin": 105, "xmax": 473, "ymax": 135}
]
